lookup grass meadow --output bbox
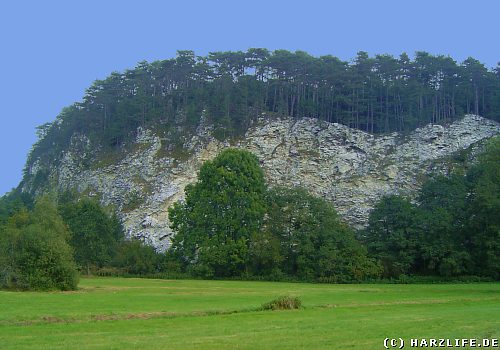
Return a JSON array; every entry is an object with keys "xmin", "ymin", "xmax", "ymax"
[{"xmin": 0, "ymin": 277, "xmax": 498, "ymax": 349}]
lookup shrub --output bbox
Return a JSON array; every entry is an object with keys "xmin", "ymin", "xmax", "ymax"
[
  {"xmin": 113, "ymin": 240, "xmax": 162, "ymax": 275},
  {"xmin": 261, "ymin": 296, "xmax": 302, "ymax": 311}
]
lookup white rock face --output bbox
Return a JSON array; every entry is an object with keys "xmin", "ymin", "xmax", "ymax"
[{"xmin": 30, "ymin": 115, "xmax": 500, "ymax": 251}]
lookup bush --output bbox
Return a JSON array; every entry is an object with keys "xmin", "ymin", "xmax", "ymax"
[
  {"xmin": 261, "ymin": 296, "xmax": 302, "ymax": 311},
  {"xmin": 113, "ymin": 240, "xmax": 162, "ymax": 275}
]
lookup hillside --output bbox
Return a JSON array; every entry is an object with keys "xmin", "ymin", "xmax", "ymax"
[
  {"xmin": 23, "ymin": 50, "xmax": 500, "ymax": 188},
  {"xmin": 16, "ymin": 50, "xmax": 500, "ymax": 250},
  {"xmin": 22, "ymin": 113, "xmax": 499, "ymax": 251}
]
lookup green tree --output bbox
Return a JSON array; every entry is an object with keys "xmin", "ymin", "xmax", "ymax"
[
  {"xmin": 465, "ymin": 137, "xmax": 500, "ymax": 278},
  {"xmin": 169, "ymin": 149, "xmax": 266, "ymax": 277},
  {"xmin": 0, "ymin": 189, "xmax": 33, "ymax": 225},
  {"xmin": 248, "ymin": 229, "xmax": 283, "ymax": 277},
  {"xmin": 59, "ymin": 197, "xmax": 123, "ymax": 274},
  {"xmin": 365, "ymin": 139, "xmax": 500, "ymax": 279},
  {"xmin": 0, "ymin": 196, "xmax": 79, "ymax": 291},
  {"xmin": 364, "ymin": 196, "xmax": 420, "ymax": 277},
  {"xmin": 265, "ymin": 187, "xmax": 380, "ymax": 281},
  {"xmin": 113, "ymin": 240, "xmax": 162, "ymax": 275},
  {"xmin": 416, "ymin": 175, "xmax": 470, "ymax": 276}
]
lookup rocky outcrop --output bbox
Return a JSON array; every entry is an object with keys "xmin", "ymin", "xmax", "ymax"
[{"xmin": 25, "ymin": 115, "xmax": 500, "ymax": 251}]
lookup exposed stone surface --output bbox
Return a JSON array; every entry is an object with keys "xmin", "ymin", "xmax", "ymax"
[{"xmin": 24, "ymin": 115, "xmax": 500, "ymax": 251}]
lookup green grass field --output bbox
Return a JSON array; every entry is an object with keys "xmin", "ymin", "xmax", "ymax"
[{"xmin": 0, "ymin": 277, "xmax": 498, "ymax": 349}]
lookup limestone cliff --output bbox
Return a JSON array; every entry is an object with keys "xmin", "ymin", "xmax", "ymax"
[{"xmin": 23, "ymin": 115, "xmax": 500, "ymax": 251}]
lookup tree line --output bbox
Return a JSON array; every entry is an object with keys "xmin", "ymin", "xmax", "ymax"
[
  {"xmin": 0, "ymin": 192, "xmax": 162, "ymax": 290},
  {"xmin": 167, "ymin": 149, "xmax": 380, "ymax": 281},
  {"xmin": 25, "ymin": 49, "xmax": 500, "ymax": 190},
  {"xmin": 166, "ymin": 141, "xmax": 499, "ymax": 282},
  {"xmin": 3, "ymin": 137, "xmax": 498, "ymax": 290}
]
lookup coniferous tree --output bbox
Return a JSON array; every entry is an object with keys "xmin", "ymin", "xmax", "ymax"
[{"xmin": 24, "ymin": 49, "xmax": 500, "ymax": 194}]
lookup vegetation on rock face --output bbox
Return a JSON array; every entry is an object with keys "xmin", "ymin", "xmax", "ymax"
[
  {"xmin": 364, "ymin": 136, "xmax": 500, "ymax": 279},
  {"xmin": 24, "ymin": 49, "xmax": 500, "ymax": 192},
  {"xmin": 2, "ymin": 44, "xmax": 499, "ymax": 285},
  {"xmin": 0, "ymin": 137, "xmax": 498, "ymax": 286},
  {"xmin": 0, "ymin": 196, "xmax": 79, "ymax": 290},
  {"xmin": 10, "ymin": 48, "xmax": 497, "ymax": 284}
]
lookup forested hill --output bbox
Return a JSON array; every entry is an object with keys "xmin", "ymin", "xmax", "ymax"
[{"xmin": 26, "ymin": 49, "xmax": 499, "ymax": 183}]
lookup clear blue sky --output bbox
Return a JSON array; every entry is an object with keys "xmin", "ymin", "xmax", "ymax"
[{"xmin": 1, "ymin": 0, "xmax": 499, "ymax": 195}]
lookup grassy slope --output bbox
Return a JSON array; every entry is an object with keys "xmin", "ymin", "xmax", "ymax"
[{"xmin": 0, "ymin": 277, "xmax": 498, "ymax": 349}]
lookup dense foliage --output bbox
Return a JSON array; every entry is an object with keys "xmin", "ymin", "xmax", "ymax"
[
  {"xmin": 259, "ymin": 188, "xmax": 380, "ymax": 282},
  {"xmin": 169, "ymin": 149, "xmax": 267, "ymax": 277},
  {"xmin": 58, "ymin": 195, "xmax": 124, "ymax": 274},
  {"xmin": 0, "ymin": 190, "xmax": 34, "ymax": 225},
  {"xmin": 25, "ymin": 49, "xmax": 500, "ymax": 192},
  {"xmin": 0, "ymin": 191, "xmax": 155, "ymax": 288},
  {"xmin": 364, "ymin": 137, "xmax": 500, "ymax": 279},
  {"xmin": 1, "ymin": 139, "xmax": 498, "ymax": 286},
  {"xmin": 168, "ymin": 149, "xmax": 379, "ymax": 281},
  {"xmin": 112, "ymin": 240, "xmax": 164, "ymax": 275},
  {"xmin": 0, "ymin": 196, "xmax": 79, "ymax": 290}
]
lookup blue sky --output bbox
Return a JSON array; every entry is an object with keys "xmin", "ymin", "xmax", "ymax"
[{"xmin": 1, "ymin": 0, "xmax": 499, "ymax": 195}]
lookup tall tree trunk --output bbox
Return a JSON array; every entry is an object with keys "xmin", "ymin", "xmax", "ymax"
[
  {"xmin": 475, "ymin": 85, "xmax": 479, "ymax": 115},
  {"xmin": 385, "ymin": 87, "xmax": 389, "ymax": 132}
]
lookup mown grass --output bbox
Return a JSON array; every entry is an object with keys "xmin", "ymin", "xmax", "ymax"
[{"xmin": 0, "ymin": 277, "xmax": 498, "ymax": 349}]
